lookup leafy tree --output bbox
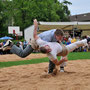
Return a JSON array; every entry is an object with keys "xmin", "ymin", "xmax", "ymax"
[
  {"xmin": 1, "ymin": 0, "xmax": 72, "ymax": 37},
  {"xmin": 61, "ymin": 0, "xmax": 72, "ymax": 21},
  {"xmin": 0, "ymin": 0, "xmax": 8, "ymax": 37}
]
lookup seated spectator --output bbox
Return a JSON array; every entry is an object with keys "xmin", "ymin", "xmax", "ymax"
[
  {"xmin": 68, "ymin": 35, "xmax": 72, "ymax": 42},
  {"xmin": 83, "ymin": 46, "xmax": 88, "ymax": 52},
  {"xmin": 23, "ymin": 40, "xmax": 28, "ymax": 49},
  {"xmin": 16, "ymin": 41, "xmax": 23, "ymax": 50},
  {"xmin": 62, "ymin": 40, "xmax": 67, "ymax": 45},
  {"xmin": 71, "ymin": 37, "xmax": 76, "ymax": 43},
  {"xmin": 66, "ymin": 40, "xmax": 71, "ymax": 45},
  {"xmin": 0, "ymin": 42, "xmax": 3, "ymax": 55},
  {"xmin": 88, "ymin": 42, "xmax": 90, "ymax": 51}
]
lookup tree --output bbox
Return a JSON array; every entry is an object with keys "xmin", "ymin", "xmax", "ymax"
[
  {"xmin": 0, "ymin": 0, "xmax": 8, "ymax": 37},
  {"xmin": 60, "ymin": 0, "xmax": 72, "ymax": 21},
  {"xmin": 1, "ymin": 0, "xmax": 72, "ymax": 37}
]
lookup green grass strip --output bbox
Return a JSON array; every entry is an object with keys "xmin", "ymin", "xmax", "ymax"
[
  {"xmin": 0, "ymin": 52, "xmax": 90, "ymax": 68},
  {"xmin": 68, "ymin": 52, "xmax": 90, "ymax": 60},
  {"xmin": 0, "ymin": 57, "xmax": 49, "ymax": 68}
]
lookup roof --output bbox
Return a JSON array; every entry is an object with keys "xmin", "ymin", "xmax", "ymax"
[
  {"xmin": 70, "ymin": 13, "xmax": 90, "ymax": 21},
  {"xmin": 38, "ymin": 21, "xmax": 90, "ymax": 31}
]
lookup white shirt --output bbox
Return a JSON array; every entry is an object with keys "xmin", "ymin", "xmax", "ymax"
[
  {"xmin": 36, "ymin": 38, "xmax": 63, "ymax": 61},
  {"xmin": 68, "ymin": 37, "xmax": 72, "ymax": 42}
]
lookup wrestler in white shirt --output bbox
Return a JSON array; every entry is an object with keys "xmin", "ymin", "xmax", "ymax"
[{"xmin": 33, "ymin": 19, "xmax": 88, "ymax": 66}]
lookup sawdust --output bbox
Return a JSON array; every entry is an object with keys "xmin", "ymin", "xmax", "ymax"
[{"xmin": 0, "ymin": 54, "xmax": 90, "ymax": 90}]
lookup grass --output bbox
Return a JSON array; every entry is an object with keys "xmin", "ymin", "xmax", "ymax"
[
  {"xmin": 0, "ymin": 52, "xmax": 90, "ymax": 68},
  {"xmin": 68, "ymin": 52, "xmax": 90, "ymax": 60}
]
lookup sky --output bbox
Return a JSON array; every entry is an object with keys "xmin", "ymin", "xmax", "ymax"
[{"xmin": 61, "ymin": 0, "xmax": 90, "ymax": 15}]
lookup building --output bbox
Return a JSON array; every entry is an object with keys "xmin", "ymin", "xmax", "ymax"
[
  {"xmin": 70, "ymin": 13, "xmax": 90, "ymax": 22},
  {"xmin": 24, "ymin": 25, "xmax": 34, "ymax": 42},
  {"xmin": 69, "ymin": 12, "xmax": 90, "ymax": 36}
]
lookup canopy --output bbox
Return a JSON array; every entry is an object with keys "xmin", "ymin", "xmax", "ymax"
[
  {"xmin": 38, "ymin": 21, "xmax": 90, "ymax": 37},
  {"xmin": 0, "ymin": 36, "xmax": 13, "ymax": 40},
  {"xmin": 38, "ymin": 21, "xmax": 90, "ymax": 31}
]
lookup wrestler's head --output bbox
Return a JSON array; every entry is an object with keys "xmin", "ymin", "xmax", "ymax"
[
  {"xmin": 39, "ymin": 45, "xmax": 51, "ymax": 53},
  {"xmin": 54, "ymin": 29, "xmax": 64, "ymax": 42}
]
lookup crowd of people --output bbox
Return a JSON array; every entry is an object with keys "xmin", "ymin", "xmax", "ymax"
[
  {"xmin": 0, "ymin": 40, "xmax": 29, "ymax": 55},
  {"xmin": 62, "ymin": 35, "xmax": 90, "ymax": 52},
  {"xmin": 0, "ymin": 40, "xmax": 10, "ymax": 54},
  {"xmin": 0, "ymin": 35, "xmax": 90, "ymax": 55}
]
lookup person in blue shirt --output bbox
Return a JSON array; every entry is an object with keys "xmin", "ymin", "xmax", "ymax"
[
  {"xmin": 66, "ymin": 40, "xmax": 71, "ymax": 45},
  {"xmin": 23, "ymin": 40, "xmax": 28, "ymax": 49}
]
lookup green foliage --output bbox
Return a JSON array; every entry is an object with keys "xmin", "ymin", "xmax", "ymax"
[
  {"xmin": 0, "ymin": 0, "xmax": 72, "ymax": 37},
  {"xmin": 0, "ymin": 1, "xmax": 8, "ymax": 37}
]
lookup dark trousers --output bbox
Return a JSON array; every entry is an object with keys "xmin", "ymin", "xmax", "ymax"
[
  {"xmin": 48, "ymin": 60, "xmax": 64, "ymax": 73},
  {"xmin": 48, "ymin": 60, "xmax": 55, "ymax": 73},
  {"xmin": 10, "ymin": 45, "xmax": 34, "ymax": 58}
]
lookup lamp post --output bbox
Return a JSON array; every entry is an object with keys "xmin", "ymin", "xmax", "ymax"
[{"xmin": 73, "ymin": 15, "xmax": 78, "ymax": 38}]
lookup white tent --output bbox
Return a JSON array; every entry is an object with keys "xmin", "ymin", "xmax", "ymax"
[
  {"xmin": 38, "ymin": 21, "xmax": 90, "ymax": 37},
  {"xmin": 24, "ymin": 21, "xmax": 90, "ymax": 42},
  {"xmin": 38, "ymin": 21, "xmax": 90, "ymax": 31}
]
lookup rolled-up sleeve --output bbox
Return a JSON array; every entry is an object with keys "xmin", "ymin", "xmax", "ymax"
[{"xmin": 36, "ymin": 38, "xmax": 47, "ymax": 47}]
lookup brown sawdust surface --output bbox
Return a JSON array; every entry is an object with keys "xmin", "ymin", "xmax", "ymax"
[{"xmin": 0, "ymin": 54, "xmax": 90, "ymax": 90}]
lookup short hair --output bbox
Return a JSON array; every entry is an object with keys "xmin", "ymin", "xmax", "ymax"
[
  {"xmin": 55, "ymin": 29, "xmax": 64, "ymax": 36},
  {"xmin": 40, "ymin": 47, "xmax": 47, "ymax": 53}
]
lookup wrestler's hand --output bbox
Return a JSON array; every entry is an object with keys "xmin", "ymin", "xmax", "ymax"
[
  {"xmin": 33, "ymin": 19, "xmax": 39, "ymax": 40},
  {"xmin": 51, "ymin": 57, "xmax": 68, "ymax": 66},
  {"xmin": 61, "ymin": 57, "xmax": 68, "ymax": 62},
  {"xmin": 34, "ymin": 19, "xmax": 38, "ymax": 27}
]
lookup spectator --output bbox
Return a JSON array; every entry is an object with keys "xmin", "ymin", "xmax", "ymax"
[
  {"xmin": 68, "ymin": 35, "xmax": 72, "ymax": 42},
  {"xmin": 23, "ymin": 40, "xmax": 28, "ymax": 49},
  {"xmin": 16, "ymin": 41, "xmax": 23, "ymax": 50},
  {"xmin": 62, "ymin": 40, "xmax": 67, "ymax": 45},
  {"xmin": 66, "ymin": 40, "xmax": 71, "ymax": 45},
  {"xmin": 71, "ymin": 37, "xmax": 76, "ymax": 43}
]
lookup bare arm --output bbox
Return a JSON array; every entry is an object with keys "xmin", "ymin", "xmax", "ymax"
[
  {"xmin": 51, "ymin": 57, "xmax": 68, "ymax": 65},
  {"xmin": 33, "ymin": 19, "xmax": 39, "ymax": 40}
]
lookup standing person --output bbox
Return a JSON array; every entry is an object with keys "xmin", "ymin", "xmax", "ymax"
[
  {"xmin": 68, "ymin": 35, "xmax": 72, "ymax": 43},
  {"xmin": 3, "ymin": 22, "xmax": 64, "ymax": 74}
]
